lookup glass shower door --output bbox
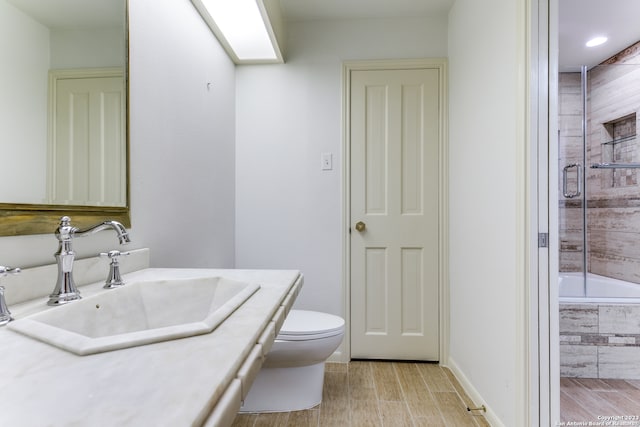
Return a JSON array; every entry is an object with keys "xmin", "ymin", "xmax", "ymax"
[
  {"xmin": 558, "ymin": 70, "xmax": 586, "ymax": 297},
  {"xmin": 559, "ymin": 63, "xmax": 640, "ymax": 296}
]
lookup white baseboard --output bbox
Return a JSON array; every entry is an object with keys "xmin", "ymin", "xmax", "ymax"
[
  {"xmin": 446, "ymin": 357, "xmax": 504, "ymax": 427},
  {"xmin": 327, "ymin": 350, "xmax": 348, "ymax": 363}
]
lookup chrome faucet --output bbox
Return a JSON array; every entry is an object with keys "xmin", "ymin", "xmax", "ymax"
[
  {"xmin": 48, "ymin": 216, "xmax": 130, "ymax": 306},
  {"xmin": 0, "ymin": 266, "xmax": 21, "ymax": 325}
]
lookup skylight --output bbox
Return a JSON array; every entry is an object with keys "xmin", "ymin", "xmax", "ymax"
[{"xmin": 192, "ymin": 0, "xmax": 283, "ymax": 64}]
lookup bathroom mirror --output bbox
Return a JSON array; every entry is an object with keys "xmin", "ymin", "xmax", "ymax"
[{"xmin": 0, "ymin": 0, "xmax": 129, "ymax": 235}]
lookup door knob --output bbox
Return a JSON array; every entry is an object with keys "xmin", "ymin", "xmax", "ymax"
[{"xmin": 355, "ymin": 221, "xmax": 366, "ymax": 232}]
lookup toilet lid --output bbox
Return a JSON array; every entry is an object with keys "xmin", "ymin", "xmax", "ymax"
[{"xmin": 278, "ymin": 310, "xmax": 345, "ymax": 340}]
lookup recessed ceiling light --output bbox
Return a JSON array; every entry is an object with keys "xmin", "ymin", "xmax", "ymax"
[{"xmin": 586, "ymin": 36, "xmax": 608, "ymax": 48}]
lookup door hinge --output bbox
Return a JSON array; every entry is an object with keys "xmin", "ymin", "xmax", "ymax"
[{"xmin": 538, "ymin": 233, "xmax": 549, "ymax": 248}]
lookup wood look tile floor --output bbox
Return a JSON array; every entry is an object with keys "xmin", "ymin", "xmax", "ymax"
[
  {"xmin": 232, "ymin": 361, "xmax": 489, "ymax": 427},
  {"xmin": 561, "ymin": 377, "xmax": 640, "ymax": 424}
]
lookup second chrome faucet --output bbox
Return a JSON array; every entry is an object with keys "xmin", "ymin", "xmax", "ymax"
[{"xmin": 48, "ymin": 216, "xmax": 130, "ymax": 306}]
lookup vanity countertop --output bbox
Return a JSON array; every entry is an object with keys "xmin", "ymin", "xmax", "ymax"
[{"xmin": 0, "ymin": 267, "xmax": 301, "ymax": 427}]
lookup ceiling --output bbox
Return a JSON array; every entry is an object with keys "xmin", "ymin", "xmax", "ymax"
[
  {"xmin": 6, "ymin": 0, "xmax": 123, "ymax": 29},
  {"xmin": 8, "ymin": 0, "xmax": 639, "ymax": 70},
  {"xmin": 278, "ymin": 0, "xmax": 640, "ymax": 72},
  {"xmin": 559, "ymin": 0, "xmax": 640, "ymax": 71},
  {"xmin": 279, "ymin": 0, "xmax": 454, "ymax": 21}
]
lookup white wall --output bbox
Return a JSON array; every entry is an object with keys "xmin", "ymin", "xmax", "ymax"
[
  {"xmin": 129, "ymin": 0, "xmax": 236, "ymax": 268},
  {"xmin": 50, "ymin": 27, "xmax": 124, "ymax": 69},
  {"xmin": 0, "ymin": 0, "xmax": 236, "ymax": 272},
  {"xmin": 235, "ymin": 16, "xmax": 448, "ymax": 317},
  {"xmin": 0, "ymin": 0, "xmax": 49, "ymax": 204},
  {"xmin": 447, "ymin": 0, "xmax": 527, "ymax": 425}
]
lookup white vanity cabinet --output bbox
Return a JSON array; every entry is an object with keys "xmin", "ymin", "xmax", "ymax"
[
  {"xmin": 203, "ymin": 274, "xmax": 303, "ymax": 426},
  {"xmin": 0, "ymin": 268, "xmax": 302, "ymax": 427}
]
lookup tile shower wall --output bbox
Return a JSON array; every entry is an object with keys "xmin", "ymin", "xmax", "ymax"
[
  {"xmin": 559, "ymin": 41, "xmax": 640, "ymax": 284},
  {"xmin": 560, "ymin": 303, "xmax": 640, "ymax": 379},
  {"xmin": 587, "ymin": 42, "xmax": 640, "ymax": 284}
]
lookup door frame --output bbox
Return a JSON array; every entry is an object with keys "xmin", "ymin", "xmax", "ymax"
[
  {"xmin": 546, "ymin": 0, "xmax": 560, "ymax": 423},
  {"xmin": 341, "ymin": 58, "xmax": 449, "ymax": 363},
  {"xmin": 530, "ymin": 0, "xmax": 556, "ymax": 423}
]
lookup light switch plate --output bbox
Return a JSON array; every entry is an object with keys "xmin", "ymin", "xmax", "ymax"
[{"xmin": 321, "ymin": 152, "xmax": 333, "ymax": 170}]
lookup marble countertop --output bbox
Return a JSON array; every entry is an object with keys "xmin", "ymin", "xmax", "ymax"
[{"xmin": 0, "ymin": 267, "xmax": 301, "ymax": 427}]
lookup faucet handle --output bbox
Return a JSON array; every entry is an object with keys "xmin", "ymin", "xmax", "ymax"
[
  {"xmin": 0, "ymin": 266, "xmax": 20, "ymax": 325},
  {"xmin": 100, "ymin": 250, "xmax": 130, "ymax": 260},
  {"xmin": 100, "ymin": 251, "xmax": 129, "ymax": 289}
]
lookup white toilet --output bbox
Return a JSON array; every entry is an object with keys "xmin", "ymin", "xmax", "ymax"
[{"xmin": 239, "ymin": 309, "xmax": 345, "ymax": 413}]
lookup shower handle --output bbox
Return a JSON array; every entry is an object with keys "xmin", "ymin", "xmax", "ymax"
[{"xmin": 562, "ymin": 163, "xmax": 582, "ymax": 198}]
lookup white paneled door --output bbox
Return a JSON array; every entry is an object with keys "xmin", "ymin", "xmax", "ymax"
[
  {"xmin": 49, "ymin": 69, "xmax": 126, "ymax": 206},
  {"xmin": 350, "ymin": 66, "xmax": 441, "ymax": 360}
]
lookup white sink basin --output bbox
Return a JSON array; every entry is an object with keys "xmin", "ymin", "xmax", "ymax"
[{"xmin": 8, "ymin": 277, "xmax": 260, "ymax": 355}]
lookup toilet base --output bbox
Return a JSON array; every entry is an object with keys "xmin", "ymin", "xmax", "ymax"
[{"xmin": 239, "ymin": 362, "xmax": 325, "ymax": 413}]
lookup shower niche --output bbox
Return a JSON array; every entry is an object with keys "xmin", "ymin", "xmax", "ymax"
[{"xmin": 598, "ymin": 113, "xmax": 638, "ymax": 188}]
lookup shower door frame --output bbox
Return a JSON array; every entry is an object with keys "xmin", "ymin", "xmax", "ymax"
[{"xmin": 540, "ymin": 0, "xmax": 559, "ymax": 425}]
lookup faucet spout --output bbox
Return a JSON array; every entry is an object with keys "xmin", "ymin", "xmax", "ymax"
[
  {"xmin": 75, "ymin": 220, "xmax": 131, "ymax": 245},
  {"xmin": 48, "ymin": 216, "xmax": 131, "ymax": 306}
]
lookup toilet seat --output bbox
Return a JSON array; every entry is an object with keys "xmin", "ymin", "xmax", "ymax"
[{"xmin": 277, "ymin": 310, "xmax": 345, "ymax": 341}]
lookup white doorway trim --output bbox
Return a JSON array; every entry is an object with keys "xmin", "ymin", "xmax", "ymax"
[
  {"xmin": 530, "ymin": 0, "xmax": 557, "ymax": 424},
  {"xmin": 546, "ymin": 0, "xmax": 561, "ymax": 424},
  {"xmin": 341, "ymin": 58, "xmax": 449, "ymax": 364}
]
